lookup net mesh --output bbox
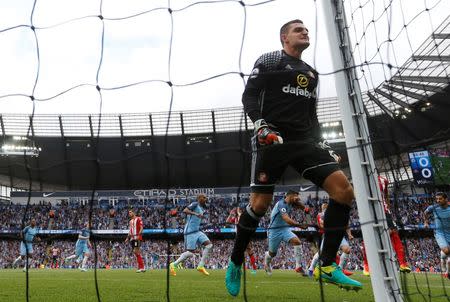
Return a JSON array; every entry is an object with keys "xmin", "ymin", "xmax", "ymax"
[{"xmin": 0, "ymin": 0, "xmax": 449, "ymax": 301}]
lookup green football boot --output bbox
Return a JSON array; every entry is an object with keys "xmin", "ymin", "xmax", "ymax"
[{"xmin": 314, "ymin": 262, "xmax": 362, "ymax": 291}]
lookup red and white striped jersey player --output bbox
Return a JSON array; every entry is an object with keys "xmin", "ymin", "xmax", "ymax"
[
  {"xmin": 125, "ymin": 210, "xmax": 145, "ymax": 272},
  {"xmin": 361, "ymin": 175, "xmax": 411, "ymax": 275}
]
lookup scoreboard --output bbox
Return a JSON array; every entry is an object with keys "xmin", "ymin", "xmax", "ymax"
[{"xmin": 408, "ymin": 150, "xmax": 434, "ymax": 186}]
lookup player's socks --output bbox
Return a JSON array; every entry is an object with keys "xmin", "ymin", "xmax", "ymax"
[
  {"xmin": 264, "ymin": 251, "xmax": 273, "ymax": 276},
  {"xmin": 23, "ymin": 260, "xmax": 29, "ymax": 272},
  {"xmin": 13, "ymin": 256, "xmax": 21, "ymax": 267},
  {"xmin": 390, "ymin": 231, "xmax": 407, "ymax": 266},
  {"xmin": 319, "ymin": 200, "xmax": 351, "ymax": 266},
  {"xmin": 230, "ymin": 205, "xmax": 262, "ymax": 266},
  {"xmin": 440, "ymin": 251, "xmax": 448, "ymax": 273},
  {"xmin": 390, "ymin": 231, "xmax": 410, "ymax": 273},
  {"xmin": 342, "ymin": 269, "xmax": 354, "ymax": 276},
  {"xmin": 339, "ymin": 252, "xmax": 349, "ymax": 270},
  {"xmin": 313, "ymin": 262, "xmax": 362, "ymax": 291},
  {"xmin": 335, "ymin": 255, "xmax": 340, "ymax": 265},
  {"xmin": 294, "ymin": 245, "xmax": 302, "ymax": 270},
  {"xmin": 440, "ymin": 251, "xmax": 446, "ymax": 272},
  {"xmin": 81, "ymin": 255, "xmax": 88, "ymax": 270},
  {"xmin": 198, "ymin": 244, "xmax": 212, "ymax": 268},
  {"xmin": 136, "ymin": 253, "xmax": 144, "ymax": 270},
  {"xmin": 447, "ymin": 257, "xmax": 450, "ymax": 275},
  {"xmin": 65, "ymin": 255, "xmax": 77, "ymax": 261},
  {"xmin": 336, "ymin": 255, "xmax": 353, "ymax": 275},
  {"xmin": 309, "ymin": 252, "xmax": 319, "ymax": 273},
  {"xmin": 361, "ymin": 243, "xmax": 369, "ymax": 274},
  {"xmin": 173, "ymin": 251, "xmax": 194, "ymax": 266},
  {"xmin": 197, "ymin": 244, "xmax": 211, "ymax": 276},
  {"xmin": 362, "ymin": 243, "xmax": 370, "ymax": 275},
  {"xmin": 249, "ymin": 253, "xmax": 257, "ymax": 271},
  {"xmin": 170, "ymin": 251, "xmax": 193, "ymax": 276}
]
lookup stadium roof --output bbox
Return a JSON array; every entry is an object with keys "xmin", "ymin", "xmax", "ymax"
[
  {"xmin": 363, "ymin": 15, "xmax": 450, "ymax": 117},
  {"xmin": 0, "ymin": 100, "xmax": 344, "ymax": 138}
]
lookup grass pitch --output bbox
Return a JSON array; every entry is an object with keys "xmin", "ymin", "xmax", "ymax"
[{"xmin": 0, "ymin": 269, "xmax": 448, "ymax": 302}]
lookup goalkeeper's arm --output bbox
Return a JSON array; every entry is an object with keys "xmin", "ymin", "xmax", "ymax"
[{"xmin": 242, "ymin": 58, "xmax": 282, "ymax": 146}]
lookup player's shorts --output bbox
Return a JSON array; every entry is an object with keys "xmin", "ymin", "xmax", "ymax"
[
  {"xmin": 385, "ymin": 212, "xmax": 397, "ymax": 229},
  {"xmin": 434, "ymin": 231, "xmax": 450, "ymax": 250},
  {"xmin": 75, "ymin": 242, "xmax": 90, "ymax": 257},
  {"xmin": 250, "ymin": 135, "xmax": 340, "ymax": 193},
  {"xmin": 130, "ymin": 240, "xmax": 141, "ymax": 249},
  {"xmin": 20, "ymin": 242, "xmax": 33, "ymax": 256},
  {"xmin": 184, "ymin": 231, "xmax": 209, "ymax": 250},
  {"xmin": 268, "ymin": 229, "xmax": 297, "ymax": 254},
  {"xmin": 319, "ymin": 235, "xmax": 349, "ymax": 250}
]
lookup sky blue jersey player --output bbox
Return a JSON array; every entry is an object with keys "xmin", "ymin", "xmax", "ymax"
[
  {"xmin": 65, "ymin": 222, "xmax": 91, "ymax": 271},
  {"xmin": 424, "ymin": 192, "xmax": 450, "ymax": 278},
  {"xmin": 13, "ymin": 218, "xmax": 40, "ymax": 271},
  {"xmin": 264, "ymin": 190, "xmax": 308, "ymax": 276},
  {"xmin": 170, "ymin": 194, "xmax": 213, "ymax": 276}
]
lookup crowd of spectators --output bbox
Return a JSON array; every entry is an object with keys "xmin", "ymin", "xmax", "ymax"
[
  {"xmin": 0, "ymin": 193, "xmax": 437, "ymax": 232},
  {"xmin": 0, "ymin": 237, "xmax": 443, "ymax": 273},
  {"xmin": 0, "ymin": 192, "xmax": 443, "ymax": 273}
]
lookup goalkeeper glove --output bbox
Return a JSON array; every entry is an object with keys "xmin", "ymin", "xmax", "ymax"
[
  {"xmin": 254, "ymin": 119, "xmax": 283, "ymax": 145},
  {"xmin": 318, "ymin": 140, "xmax": 340, "ymax": 162}
]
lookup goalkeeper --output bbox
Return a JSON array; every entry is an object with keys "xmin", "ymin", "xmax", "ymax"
[{"xmin": 225, "ymin": 19, "xmax": 362, "ymax": 296}]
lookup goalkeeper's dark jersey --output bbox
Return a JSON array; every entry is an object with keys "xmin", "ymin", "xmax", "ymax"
[{"xmin": 242, "ymin": 50, "xmax": 321, "ymax": 139}]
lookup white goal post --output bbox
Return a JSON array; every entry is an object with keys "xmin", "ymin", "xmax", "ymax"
[{"xmin": 320, "ymin": 1, "xmax": 404, "ymax": 301}]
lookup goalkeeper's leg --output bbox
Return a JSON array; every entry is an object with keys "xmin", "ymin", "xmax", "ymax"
[
  {"xmin": 226, "ymin": 195, "xmax": 271, "ymax": 296},
  {"xmin": 313, "ymin": 171, "xmax": 362, "ymax": 291}
]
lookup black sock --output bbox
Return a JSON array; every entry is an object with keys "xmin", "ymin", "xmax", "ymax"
[
  {"xmin": 319, "ymin": 199, "xmax": 351, "ymax": 266},
  {"xmin": 230, "ymin": 205, "xmax": 261, "ymax": 266}
]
